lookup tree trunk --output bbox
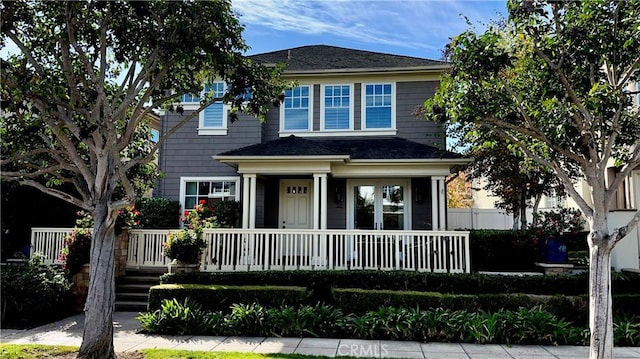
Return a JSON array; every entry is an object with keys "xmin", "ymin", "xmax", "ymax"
[
  {"xmin": 78, "ymin": 201, "xmax": 117, "ymax": 359},
  {"xmin": 588, "ymin": 234, "xmax": 614, "ymax": 359},
  {"xmin": 520, "ymin": 192, "xmax": 528, "ymax": 229}
]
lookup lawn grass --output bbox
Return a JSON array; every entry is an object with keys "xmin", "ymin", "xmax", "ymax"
[
  {"xmin": 0, "ymin": 345, "xmax": 371, "ymax": 359},
  {"xmin": 0, "ymin": 344, "xmax": 77, "ymax": 358},
  {"xmin": 141, "ymin": 349, "xmax": 337, "ymax": 359}
]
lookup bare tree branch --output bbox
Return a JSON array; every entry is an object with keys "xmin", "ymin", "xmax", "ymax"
[{"xmin": 19, "ymin": 179, "xmax": 90, "ymax": 210}]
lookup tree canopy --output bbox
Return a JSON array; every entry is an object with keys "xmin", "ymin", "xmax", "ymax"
[
  {"xmin": 1, "ymin": 1, "xmax": 286, "ymax": 358},
  {"xmin": 425, "ymin": 1, "xmax": 639, "ymax": 358}
]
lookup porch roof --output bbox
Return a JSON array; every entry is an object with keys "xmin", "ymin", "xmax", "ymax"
[
  {"xmin": 216, "ymin": 135, "xmax": 464, "ymax": 160},
  {"xmin": 215, "ymin": 136, "xmax": 469, "ymax": 176}
]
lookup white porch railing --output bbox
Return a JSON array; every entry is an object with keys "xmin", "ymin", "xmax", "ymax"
[
  {"xmin": 30, "ymin": 228, "xmax": 471, "ymax": 273},
  {"xmin": 30, "ymin": 227, "xmax": 74, "ymax": 265},
  {"xmin": 131, "ymin": 228, "xmax": 471, "ymax": 273}
]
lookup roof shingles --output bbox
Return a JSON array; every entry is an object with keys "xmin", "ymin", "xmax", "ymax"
[
  {"xmin": 218, "ymin": 136, "xmax": 462, "ymax": 160},
  {"xmin": 249, "ymin": 45, "xmax": 446, "ymax": 72}
]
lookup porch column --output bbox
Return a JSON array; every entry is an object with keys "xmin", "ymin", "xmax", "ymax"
[
  {"xmin": 313, "ymin": 174, "xmax": 320, "ymax": 229},
  {"xmin": 242, "ymin": 175, "xmax": 250, "ymax": 229},
  {"xmin": 320, "ymin": 174, "xmax": 327, "ymax": 229},
  {"xmin": 248, "ymin": 174, "xmax": 257, "ymax": 229},
  {"xmin": 431, "ymin": 176, "xmax": 446, "ymax": 230}
]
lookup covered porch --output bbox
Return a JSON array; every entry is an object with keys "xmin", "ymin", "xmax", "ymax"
[{"xmin": 215, "ymin": 136, "xmax": 469, "ymax": 232}]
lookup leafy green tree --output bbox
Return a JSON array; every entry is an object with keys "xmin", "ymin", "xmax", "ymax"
[
  {"xmin": 466, "ymin": 139, "xmax": 566, "ymax": 229},
  {"xmin": 1, "ymin": 1, "xmax": 285, "ymax": 358},
  {"xmin": 425, "ymin": 1, "xmax": 639, "ymax": 357}
]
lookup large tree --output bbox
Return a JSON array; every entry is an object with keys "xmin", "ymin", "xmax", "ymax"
[
  {"xmin": 0, "ymin": 1, "xmax": 285, "ymax": 358},
  {"xmin": 426, "ymin": 1, "xmax": 640, "ymax": 358}
]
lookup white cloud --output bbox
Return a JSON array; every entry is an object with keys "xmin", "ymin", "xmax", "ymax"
[{"xmin": 232, "ymin": 0, "xmax": 505, "ymax": 54}]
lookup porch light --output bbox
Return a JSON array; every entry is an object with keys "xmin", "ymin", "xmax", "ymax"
[
  {"xmin": 415, "ymin": 186, "xmax": 424, "ymax": 204},
  {"xmin": 335, "ymin": 186, "xmax": 345, "ymax": 208}
]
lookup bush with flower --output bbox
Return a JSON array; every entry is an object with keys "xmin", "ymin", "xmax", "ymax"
[
  {"xmin": 182, "ymin": 200, "xmax": 219, "ymax": 229},
  {"xmin": 59, "ymin": 227, "xmax": 92, "ymax": 276},
  {"xmin": 161, "ymin": 200, "xmax": 217, "ymax": 264},
  {"xmin": 59, "ymin": 207, "xmax": 140, "ymax": 276},
  {"xmin": 162, "ymin": 228, "xmax": 206, "ymax": 263}
]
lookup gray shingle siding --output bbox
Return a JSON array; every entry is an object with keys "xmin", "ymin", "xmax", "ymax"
[
  {"xmin": 396, "ymin": 81, "xmax": 445, "ymax": 148},
  {"xmin": 155, "ymin": 110, "xmax": 261, "ymax": 202}
]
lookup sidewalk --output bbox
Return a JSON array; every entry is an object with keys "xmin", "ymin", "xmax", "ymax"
[{"xmin": 2, "ymin": 312, "xmax": 640, "ymax": 358}]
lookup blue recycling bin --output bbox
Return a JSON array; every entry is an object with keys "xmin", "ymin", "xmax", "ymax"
[{"xmin": 544, "ymin": 238, "xmax": 567, "ymax": 263}]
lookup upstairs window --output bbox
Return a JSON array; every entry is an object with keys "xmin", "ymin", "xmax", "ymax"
[
  {"xmin": 362, "ymin": 83, "xmax": 394, "ymax": 129},
  {"xmin": 282, "ymin": 85, "xmax": 311, "ymax": 131},
  {"xmin": 322, "ymin": 84, "xmax": 352, "ymax": 130},
  {"xmin": 180, "ymin": 93, "xmax": 200, "ymax": 103},
  {"xmin": 200, "ymin": 82, "xmax": 227, "ymax": 129}
]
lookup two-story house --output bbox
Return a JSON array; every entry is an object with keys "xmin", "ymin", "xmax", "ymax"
[{"xmin": 153, "ymin": 45, "xmax": 470, "ymax": 272}]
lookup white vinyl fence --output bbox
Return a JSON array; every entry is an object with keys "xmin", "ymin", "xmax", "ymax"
[{"xmin": 448, "ymin": 208, "xmax": 533, "ymax": 230}]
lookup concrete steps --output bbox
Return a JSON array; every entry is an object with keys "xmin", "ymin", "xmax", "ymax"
[{"xmin": 115, "ymin": 268, "xmax": 166, "ymax": 312}]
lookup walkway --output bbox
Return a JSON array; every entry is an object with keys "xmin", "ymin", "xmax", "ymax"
[{"xmin": 2, "ymin": 312, "xmax": 640, "ymax": 358}]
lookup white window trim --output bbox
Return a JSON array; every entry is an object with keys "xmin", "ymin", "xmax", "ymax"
[
  {"xmin": 360, "ymin": 82, "xmax": 396, "ymax": 131},
  {"xmin": 176, "ymin": 82, "xmax": 229, "ymax": 136},
  {"xmin": 179, "ymin": 176, "xmax": 241, "ymax": 213},
  {"xmin": 320, "ymin": 83, "xmax": 354, "ymax": 131},
  {"xmin": 279, "ymin": 84, "xmax": 313, "ymax": 134}
]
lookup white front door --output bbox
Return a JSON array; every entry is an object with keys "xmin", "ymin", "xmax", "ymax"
[{"xmin": 279, "ymin": 180, "xmax": 313, "ymax": 229}]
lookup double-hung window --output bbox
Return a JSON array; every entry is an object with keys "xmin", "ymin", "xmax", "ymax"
[
  {"xmin": 179, "ymin": 82, "xmax": 228, "ymax": 135},
  {"xmin": 321, "ymin": 84, "xmax": 352, "ymax": 130},
  {"xmin": 198, "ymin": 81, "xmax": 228, "ymax": 135},
  {"xmin": 281, "ymin": 85, "xmax": 312, "ymax": 131},
  {"xmin": 180, "ymin": 177, "xmax": 240, "ymax": 212},
  {"xmin": 362, "ymin": 83, "xmax": 394, "ymax": 130}
]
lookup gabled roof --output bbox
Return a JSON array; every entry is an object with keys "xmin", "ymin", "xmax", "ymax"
[
  {"xmin": 217, "ymin": 135, "xmax": 463, "ymax": 161},
  {"xmin": 249, "ymin": 45, "xmax": 447, "ymax": 72}
]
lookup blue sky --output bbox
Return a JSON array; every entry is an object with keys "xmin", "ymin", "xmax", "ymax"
[{"xmin": 232, "ymin": 0, "xmax": 508, "ymax": 60}]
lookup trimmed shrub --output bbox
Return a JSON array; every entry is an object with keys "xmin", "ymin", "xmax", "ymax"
[
  {"xmin": 137, "ymin": 197, "xmax": 180, "ymax": 229},
  {"xmin": 159, "ymin": 270, "xmax": 640, "ymax": 296},
  {"xmin": 147, "ymin": 284, "xmax": 309, "ymax": 311},
  {"xmin": 1, "ymin": 255, "xmax": 72, "ymax": 328},
  {"xmin": 469, "ymin": 229, "xmax": 542, "ymax": 271}
]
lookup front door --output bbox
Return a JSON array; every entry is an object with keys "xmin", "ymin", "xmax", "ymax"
[
  {"xmin": 349, "ymin": 180, "xmax": 409, "ymax": 230},
  {"xmin": 279, "ymin": 180, "xmax": 313, "ymax": 229}
]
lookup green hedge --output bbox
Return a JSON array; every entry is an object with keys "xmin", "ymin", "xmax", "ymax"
[
  {"xmin": 469, "ymin": 230, "xmax": 541, "ymax": 271},
  {"xmin": 160, "ymin": 270, "xmax": 640, "ymax": 296},
  {"xmin": 147, "ymin": 284, "xmax": 640, "ymax": 326},
  {"xmin": 148, "ymin": 284, "xmax": 309, "ymax": 311}
]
